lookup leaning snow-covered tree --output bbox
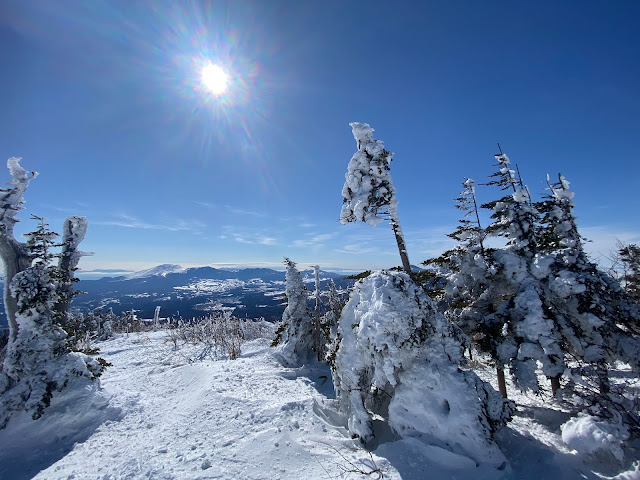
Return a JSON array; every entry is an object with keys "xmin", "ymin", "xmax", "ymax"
[
  {"xmin": 340, "ymin": 123, "xmax": 411, "ymax": 273},
  {"xmin": 271, "ymin": 258, "xmax": 313, "ymax": 366},
  {"xmin": 0, "ymin": 158, "xmax": 103, "ymax": 428},
  {"xmin": 331, "ymin": 270, "xmax": 514, "ymax": 467}
]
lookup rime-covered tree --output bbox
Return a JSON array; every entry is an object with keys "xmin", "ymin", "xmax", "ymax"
[
  {"xmin": 0, "ymin": 158, "xmax": 38, "ymax": 343},
  {"xmin": 271, "ymin": 258, "xmax": 313, "ymax": 366},
  {"xmin": 312, "ymin": 265, "xmax": 323, "ymax": 361},
  {"xmin": 479, "ymin": 153, "xmax": 564, "ymax": 394},
  {"xmin": 0, "ymin": 158, "xmax": 101, "ymax": 427},
  {"xmin": 537, "ymin": 176, "xmax": 640, "ymax": 386},
  {"xmin": 340, "ymin": 123, "xmax": 411, "ymax": 273},
  {"xmin": 611, "ymin": 242, "xmax": 640, "ymax": 306},
  {"xmin": 0, "ymin": 217, "xmax": 103, "ymax": 428},
  {"xmin": 331, "ymin": 270, "xmax": 514, "ymax": 467},
  {"xmin": 449, "ymin": 178, "xmax": 485, "ymax": 251},
  {"xmin": 0, "ymin": 158, "xmax": 88, "ymax": 339}
]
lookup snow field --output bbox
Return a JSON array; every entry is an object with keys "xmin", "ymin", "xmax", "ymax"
[{"xmin": 2, "ymin": 330, "xmax": 639, "ymax": 479}]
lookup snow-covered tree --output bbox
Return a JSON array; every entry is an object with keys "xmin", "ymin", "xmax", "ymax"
[
  {"xmin": 340, "ymin": 123, "xmax": 411, "ymax": 273},
  {"xmin": 312, "ymin": 265, "xmax": 323, "ymax": 361},
  {"xmin": 609, "ymin": 242, "xmax": 640, "ymax": 307},
  {"xmin": 54, "ymin": 216, "xmax": 89, "ymax": 323},
  {"xmin": 271, "ymin": 258, "xmax": 313, "ymax": 366},
  {"xmin": 0, "ymin": 158, "xmax": 104, "ymax": 428},
  {"xmin": 535, "ymin": 176, "xmax": 640, "ymax": 394},
  {"xmin": 331, "ymin": 270, "xmax": 514, "ymax": 467},
  {"xmin": 0, "ymin": 158, "xmax": 38, "ymax": 343},
  {"xmin": 0, "ymin": 217, "xmax": 104, "ymax": 428},
  {"xmin": 448, "ymin": 178, "xmax": 485, "ymax": 251}
]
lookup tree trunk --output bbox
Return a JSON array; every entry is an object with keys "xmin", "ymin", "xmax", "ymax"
[
  {"xmin": 0, "ymin": 237, "xmax": 31, "ymax": 343},
  {"xmin": 313, "ymin": 266, "xmax": 322, "ymax": 361},
  {"xmin": 596, "ymin": 362, "xmax": 610, "ymax": 396},
  {"xmin": 496, "ymin": 366, "xmax": 508, "ymax": 399},
  {"xmin": 550, "ymin": 375, "xmax": 561, "ymax": 397},
  {"xmin": 391, "ymin": 220, "xmax": 411, "ymax": 275}
]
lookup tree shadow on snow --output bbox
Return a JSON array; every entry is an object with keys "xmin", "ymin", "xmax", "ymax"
[
  {"xmin": 0, "ymin": 384, "xmax": 122, "ymax": 480},
  {"xmin": 278, "ymin": 360, "xmax": 336, "ymax": 398},
  {"xmin": 495, "ymin": 425, "xmax": 602, "ymax": 480}
]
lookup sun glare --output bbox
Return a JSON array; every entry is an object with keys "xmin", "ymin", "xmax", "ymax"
[{"xmin": 201, "ymin": 63, "xmax": 228, "ymax": 95}]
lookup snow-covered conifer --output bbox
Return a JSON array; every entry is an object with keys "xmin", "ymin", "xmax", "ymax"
[
  {"xmin": 271, "ymin": 258, "xmax": 313, "ymax": 366},
  {"xmin": 448, "ymin": 178, "xmax": 485, "ymax": 250},
  {"xmin": 0, "ymin": 158, "xmax": 38, "ymax": 342},
  {"xmin": 331, "ymin": 270, "xmax": 514, "ymax": 467},
  {"xmin": 616, "ymin": 243, "xmax": 640, "ymax": 305},
  {"xmin": 0, "ymin": 218, "xmax": 103, "ymax": 428},
  {"xmin": 482, "ymin": 153, "xmax": 538, "ymax": 254},
  {"xmin": 537, "ymin": 176, "xmax": 640, "ymax": 389},
  {"xmin": 340, "ymin": 123, "xmax": 411, "ymax": 273},
  {"xmin": 54, "ymin": 216, "xmax": 89, "ymax": 323},
  {"xmin": 312, "ymin": 265, "xmax": 323, "ymax": 361}
]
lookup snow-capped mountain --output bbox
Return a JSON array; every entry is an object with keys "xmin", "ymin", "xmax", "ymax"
[{"xmin": 120, "ymin": 264, "xmax": 185, "ymax": 280}]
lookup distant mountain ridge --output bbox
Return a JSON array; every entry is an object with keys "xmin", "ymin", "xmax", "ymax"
[{"xmin": 67, "ymin": 265, "xmax": 353, "ymax": 324}]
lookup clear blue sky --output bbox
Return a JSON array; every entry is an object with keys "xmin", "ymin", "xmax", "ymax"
[{"xmin": 0, "ymin": 0, "xmax": 638, "ymax": 273}]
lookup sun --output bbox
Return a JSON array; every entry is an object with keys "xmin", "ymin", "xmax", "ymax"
[{"xmin": 201, "ymin": 63, "xmax": 228, "ymax": 95}]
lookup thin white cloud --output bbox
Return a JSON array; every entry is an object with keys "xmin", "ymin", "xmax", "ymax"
[
  {"xmin": 291, "ymin": 232, "xmax": 338, "ymax": 248},
  {"xmin": 233, "ymin": 235, "xmax": 277, "ymax": 246},
  {"xmin": 224, "ymin": 205, "xmax": 267, "ymax": 218},
  {"xmin": 93, "ymin": 214, "xmax": 205, "ymax": 234}
]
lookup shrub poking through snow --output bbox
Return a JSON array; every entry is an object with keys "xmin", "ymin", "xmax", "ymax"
[
  {"xmin": 331, "ymin": 270, "xmax": 514, "ymax": 467},
  {"xmin": 271, "ymin": 258, "xmax": 313, "ymax": 366}
]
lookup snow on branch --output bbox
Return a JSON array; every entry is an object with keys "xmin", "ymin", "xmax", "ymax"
[{"xmin": 0, "ymin": 158, "xmax": 38, "ymax": 237}]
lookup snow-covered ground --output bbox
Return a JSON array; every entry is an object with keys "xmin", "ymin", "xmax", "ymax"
[{"xmin": 1, "ymin": 331, "xmax": 638, "ymax": 480}]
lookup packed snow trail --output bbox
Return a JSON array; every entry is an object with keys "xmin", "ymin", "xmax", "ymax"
[{"xmin": 28, "ymin": 332, "xmax": 400, "ymax": 480}]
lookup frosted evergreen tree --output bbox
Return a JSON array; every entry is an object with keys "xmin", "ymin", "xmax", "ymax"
[
  {"xmin": 448, "ymin": 178, "xmax": 485, "ymax": 251},
  {"xmin": 537, "ymin": 176, "xmax": 640, "ymax": 390},
  {"xmin": 480, "ymin": 152, "xmax": 564, "ymax": 394},
  {"xmin": 340, "ymin": 123, "xmax": 411, "ymax": 273},
  {"xmin": 531, "ymin": 175, "xmax": 640, "ymax": 443},
  {"xmin": 271, "ymin": 258, "xmax": 313, "ymax": 366},
  {"xmin": 312, "ymin": 265, "xmax": 323, "ymax": 361},
  {"xmin": 615, "ymin": 243, "xmax": 640, "ymax": 306},
  {"xmin": 54, "ymin": 216, "xmax": 89, "ymax": 323},
  {"xmin": 0, "ymin": 217, "xmax": 104, "ymax": 428},
  {"xmin": 0, "ymin": 158, "xmax": 38, "ymax": 344},
  {"xmin": 331, "ymin": 270, "xmax": 514, "ymax": 467}
]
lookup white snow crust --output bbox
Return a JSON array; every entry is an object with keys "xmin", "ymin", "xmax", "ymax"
[{"xmin": 1, "ymin": 331, "xmax": 638, "ymax": 479}]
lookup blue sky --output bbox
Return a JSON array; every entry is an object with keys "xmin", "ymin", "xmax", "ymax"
[{"xmin": 0, "ymin": 0, "xmax": 638, "ymax": 274}]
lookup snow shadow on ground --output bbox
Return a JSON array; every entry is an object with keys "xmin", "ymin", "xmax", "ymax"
[
  {"xmin": 278, "ymin": 360, "xmax": 336, "ymax": 399},
  {"xmin": 496, "ymin": 423, "xmax": 601, "ymax": 480},
  {"xmin": 0, "ymin": 384, "xmax": 121, "ymax": 480}
]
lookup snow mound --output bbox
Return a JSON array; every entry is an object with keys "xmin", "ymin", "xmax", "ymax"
[
  {"xmin": 332, "ymin": 270, "xmax": 513, "ymax": 468},
  {"xmin": 561, "ymin": 414, "xmax": 629, "ymax": 462}
]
